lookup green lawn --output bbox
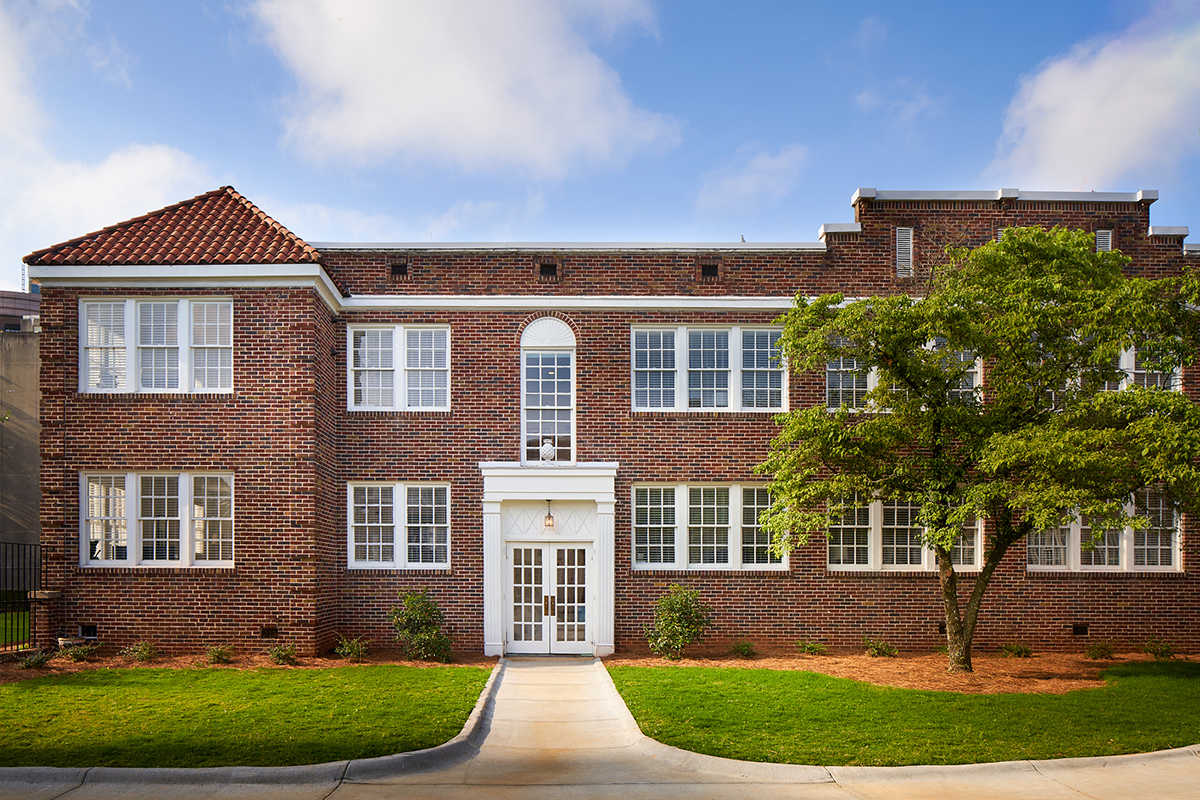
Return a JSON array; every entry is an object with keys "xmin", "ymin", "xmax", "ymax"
[
  {"xmin": 608, "ymin": 661, "xmax": 1200, "ymax": 766},
  {"xmin": 0, "ymin": 610, "xmax": 29, "ymax": 646},
  {"xmin": 0, "ymin": 665, "xmax": 491, "ymax": 768}
]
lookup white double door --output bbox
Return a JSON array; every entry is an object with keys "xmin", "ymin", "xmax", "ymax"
[{"xmin": 506, "ymin": 543, "xmax": 592, "ymax": 654}]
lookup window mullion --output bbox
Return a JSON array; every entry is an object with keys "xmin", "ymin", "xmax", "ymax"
[
  {"xmin": 180, "ymin": 473, "xmax": 194, "ymax": 568},
  {"xmin": 674, "ymin": 327, "xmax": 686, "ymax": 411},
  {"xmin": 729, "ymin": 484, "xmax": 742, "ymax": 569},
  {"xmin": 123, "ymin": 300, "xmax": 136, "ymax": 392},
  {"xmin": 397, "ymin": 482, "xmax": 407, "ymax": 568},
  {"xmin": 395, "ymin": 325, "xmax": 405, "ymax": 411},
  {"xmin": 730, "ymin": 326, "xmax": 742, "ymax": 412},
  {"xmin": 674, "ymin": 484, "xmax": 687, "ymax": 566},
  {"xmin": 126, "ymin": 471, "xmax": 139, "ymax": 565},
  {"xmin": 178, "ymin": 300, "xmax": 191, "ymax": 393},
  {"xmin": 870, "ymin": 500, "xmax": 882, "ymax": 570}
]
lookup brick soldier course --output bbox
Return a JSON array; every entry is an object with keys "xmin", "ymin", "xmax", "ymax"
[{"xmin": 24, "ymin": 186, "xmax": 1199, "ymax": 657}]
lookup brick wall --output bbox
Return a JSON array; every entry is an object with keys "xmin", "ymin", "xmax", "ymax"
[{"xmin": 37, "ymin": 194, "xmax": 1200, "ymax": 656}]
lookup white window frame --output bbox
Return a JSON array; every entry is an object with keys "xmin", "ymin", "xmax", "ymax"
[
  {"xmin": 631, "ymin": 326, "xmax": 787, "ymax": 413},
  {"xmin": 826, "ymin": 343, "xmax": 981, "ymax": 412},
  {"xmin": 347, "ymin": 325, "xmax": 451, "ymax": 412},
  {"xmin": 1099, "ymin": 347, "xmax": 1182, "ymax": 392},
  {"xmin": 79, "ymin": 299, "xmax": 234, "ymax": 394},
  {"xmin": 79, "ymin": 472, "xmax": 234, "ymax": 568},
  {"xmin": 521, "ymin": 348, "xmax": 576, "ymax": 465},
  {"xmin": 825, "ymin": 497, "xmax": 982, "ymax": 572},
  {"xmin": 631, "ymin": 483, "xmax": 788, "ymax": 571},
  {"xmin": 346, "ymin": 482, "xmax": 451, "ymax": 569},
  {"xmin": 1027, "ymin": 491, "xmax": 1181, "ymax": 573}
]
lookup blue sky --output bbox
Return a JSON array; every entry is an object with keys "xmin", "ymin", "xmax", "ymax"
[{"xmin": 4, "ymin": 0, "xmax": 1200, "ymax": 290}]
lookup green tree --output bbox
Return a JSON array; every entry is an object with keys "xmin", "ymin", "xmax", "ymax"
[{"xmin": 760, "ymin": 227, "xmax": 1200, "ymax": 672}]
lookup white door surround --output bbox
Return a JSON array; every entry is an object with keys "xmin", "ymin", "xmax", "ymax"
[{"xmin": 480, "ymin": 462, "xmax": 618, "ymax": 656}]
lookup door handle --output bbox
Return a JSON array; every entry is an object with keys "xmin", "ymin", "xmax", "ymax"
[{"xmin": 543, "ymin": 596, "xmax": 556, "ymax": 617}]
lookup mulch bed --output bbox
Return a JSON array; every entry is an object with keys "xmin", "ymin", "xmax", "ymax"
[
  {"xmin": 603, "ymin": 645, "xmax": 1191, "ymax": 694},
  {"xmin": 1, "ymin": 645, "xmax": 1187, "ymax": 694}
]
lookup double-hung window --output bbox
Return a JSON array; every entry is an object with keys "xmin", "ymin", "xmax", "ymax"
[
  {"xmin": 632, "ymin": 326, "xmax": 785, "ymax": 412},
  {"xmin": 632, "ymin": 484, "xmax": 785, "ymax": 570},
  {"xmin": 826, "ymin": 496, "xmax": 980, "ymax": 571},
  {"xmin": 347, "ymin": 482, "xmax": 450, "ymax": 569},
  {"xmin": 1094, "ymin": 347, "xmax": 1179, "ymax": 393},
  {"xmin": 80, "ymin": 299, "xmax": 233, "ymax": 393},
  {"xmin": 81, "ymin": 472, "xmax": 234, "ymax": 567},
  {"xmin": 348, "ymin": 326, "xmax": 450, "ymax": 411},
  {"xmin": 1028, "ymin": 489, "xmax": 1180, "ymax": 572}
]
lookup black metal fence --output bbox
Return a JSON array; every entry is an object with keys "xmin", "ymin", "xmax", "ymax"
[{"xmin": 1, "ymin": 542, "xmax": 40, "ymax": 651}]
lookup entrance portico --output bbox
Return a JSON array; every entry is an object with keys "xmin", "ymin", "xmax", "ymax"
[{"xmin": 480, "ymin": 462, "xmax": 618, "ymax": 656}]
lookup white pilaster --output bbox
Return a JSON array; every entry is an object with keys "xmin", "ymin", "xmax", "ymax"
[
  {"xmin": 482, "ymin": 500, "xmax": 504, "ymax": 656},
  {"xmin": 595, "ymin": 501, "xmax": 616, "ymax": 656}
]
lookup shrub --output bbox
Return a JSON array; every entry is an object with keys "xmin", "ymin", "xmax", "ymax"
[
  {"xmin": 59, "ymin": 642, "xmax": 102, "ymax": 662},
  {"xmin": 266, "ymin": 642, "xmax": 298, "ymax": 666},
  {"xmin": 728, "ymin": 641, "xmax": 757, "ymax": 658},
  {"xmin": 863, "ymin": 637, "xmax": 898, "ymax": 658},
  {"xmin": 1084, "ymin": 639, "xmax": 1116, "ymax": 661},
  {"xmin": 19, "ymin": 649, "xmax": 53, "ymax": 669},
  {"xmin": 796, "ymin": 640, "xmax": 827, "ymax": 656},
  {"xmin": 335, "ymin": 635, "xmax": 370, "ymax": 663},
  {"xmin": 389, "ymin": 590, "xmax": 452, "ymax": 663},
  {"xmin": 119, "ymin": 641, "xmax": 158, "ymax": 662},
  {"xmin": 643, "ymin": 584, "xmax": 714, "ymax": 660},
  {"xmin": 999, "ymin": 642, "xmax": 1033, "ymax": 658},
  {"xmin": 1142, "ymin": 637, "xmax": 1177, "ymax": 661},
  {"xmin": 206, "ymin": 644, "xmax": 234, "ymax": 665}
]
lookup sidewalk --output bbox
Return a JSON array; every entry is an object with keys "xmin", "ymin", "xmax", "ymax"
[{"xmin": 2, "ymin": 656, "xmax": 1198, "ymax": 799}]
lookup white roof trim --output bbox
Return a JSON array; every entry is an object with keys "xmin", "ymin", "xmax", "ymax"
[
  {"xmin": 340, "ymin": 294, "xmax": 796, "ymax": 312},
  {"xmin": 1148, "ymin": 226, "xmax": 1189, "ymax": 237},
  {"xmin": 852, "ymin": 188, "xmax": 1158, "ymax": 204},
  {"xmin": 28, "ymin": 263, "xmax": 344, "ymax": 312},
  {"xmin": 1185, "ymin": 243, "xmax": 1200, "ymax": 253},
  {"xmin": 819, "ymin": 223, "xmax": 861, "ymax": 240},
  {"xmin": 311, "ymin": 241, "xmax": 826, "ymax": 252}
]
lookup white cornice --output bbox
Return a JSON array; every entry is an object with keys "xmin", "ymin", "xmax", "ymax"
[
  {"xmin": 852, "ymin": 188, "xmax": 1158, "ymax": 205},
  {"xmin": 339, "ymin": 294, "xmax": 796, "ymax": 311},
  {"xmin": 28, "ymin": 263, "xmax": 343, "ymax": 312},
  {"xmin": 311, "ymin": 241, "xmax": 826, "ymax": 252}
]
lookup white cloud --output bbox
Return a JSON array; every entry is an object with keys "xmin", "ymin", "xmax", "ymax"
[
  {"xmin": 854, "ymin": 15, "xmax": 886, "ymax": 49},
  {"xmin": 695, "ymin": 144, "xmax": 809, "ymax": 214},
  {"xmin": 0, "ymin": 2, "xmax": 212, "ymax": 290},
  {"xmin": 989, "ymin": 19, "xmax": 1200, "ymax": 189},
  {"xmin": 854, "ymin": 79, "xmax": 938, "ymax": 126},
  {"xmin": 251, "ymin": 0, "xmax": 680, "ymax": 178},
  {"xmin": 271, "ymin": 194, "xmax": 546, "ymax": 244}
]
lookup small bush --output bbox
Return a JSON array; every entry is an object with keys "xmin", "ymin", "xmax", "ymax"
[
  {"xmin": 119, "ymin": 641, "xmax": 158, "ymax": 662},
  {"xmin": 796, "ymin": 640, "xmax": 827, "ymax": 656},
  {"xmin": 266, "ymin": 642, "xmax": 298, "ymax": 666},
  {"xmin": 728, "ymin": 641, "xmax": 757, "ymax": 658},
  {"xmin": 389, "ymin": 590, "xmax": 452, "ymax": 663},
  {"xmin": 335, "ymin": 635, "xmax": 370, "ymax": 663},
  {"xmin": 1084, "ymin": 639, "xmax": 1116, "ymax": 661},
  {"xmin": 206, "ymin": 644, "xmax": 234, "ymax": 665},
  {"xmin": 19, "ymin": 649, "xmax": 53, "ymax": 669},
  {"xmin": 643, "ymin": 584, "xmax": 714, "ymax": 660},
  {"xmin": 999, "ymin": 642, "xmax": 1033, "ymax": 658},
  {"xmin": 863, "ymin": 637, "xmax": 898, "ymax": 658},
  {"xmin": 1142, "ymin": 637, "xmax": 1177, "ymax": 661},
  {"xmin": 59, "ymin": 642, "xmax": 102, "ymax": 662}
]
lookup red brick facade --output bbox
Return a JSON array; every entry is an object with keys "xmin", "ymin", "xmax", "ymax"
[{"xmin": 28, "ymin": 188, "xmax": 1200, "ymax": 656}]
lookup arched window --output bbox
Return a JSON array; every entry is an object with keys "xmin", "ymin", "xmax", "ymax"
[{"xmin": 520, "ymin": 318, "xmax": 576, "ymax": 464}]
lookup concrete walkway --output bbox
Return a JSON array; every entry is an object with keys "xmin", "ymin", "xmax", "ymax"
[{"xmin": 2, "ymin": 656, "xmax": 1198, "ymax": 799}]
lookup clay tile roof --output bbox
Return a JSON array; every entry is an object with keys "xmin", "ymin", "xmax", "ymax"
[{"xmin": 23, "ymin": 186, "xmax": 323, "ymax": 267}]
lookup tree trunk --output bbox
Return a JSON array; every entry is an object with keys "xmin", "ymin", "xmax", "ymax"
[
  {"xmin": 936, "ymin": 547, "xmax": 973, "ymax": 672},
  {"xmin": 939, "ymin": 521, "xmax": 1018, "ymax": 673}
]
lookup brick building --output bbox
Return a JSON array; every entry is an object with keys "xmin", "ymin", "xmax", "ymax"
[{"xmin": 24, "ymin": 186, "xmax": 1200, "ymax": 656}]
